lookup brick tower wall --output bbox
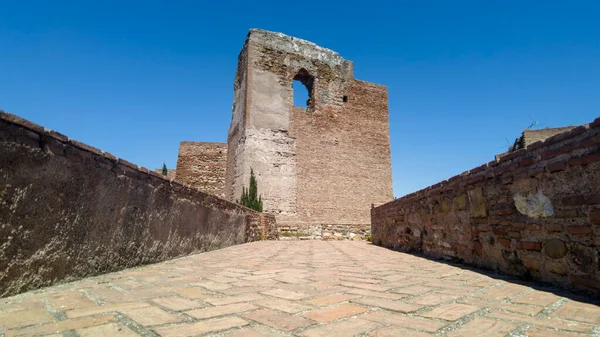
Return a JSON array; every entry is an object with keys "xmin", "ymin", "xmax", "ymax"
[{"xmin": 226, "ymin": 29, "xmax": 393, "ymax": 229}]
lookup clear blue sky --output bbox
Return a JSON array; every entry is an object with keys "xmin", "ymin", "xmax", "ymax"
[{"xmin": 1, "ymin": 1, "xmax": 599, "ymax": 197}]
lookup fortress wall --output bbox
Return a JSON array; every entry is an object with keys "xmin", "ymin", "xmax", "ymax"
[
  {"xmin": 0, "ymin": 111, "xmax": 274, "ymax": 298},
  {"xmin": 372, "ymin": 117, "xmax": 600, "ymax": 294},
  {"xmin": 175, "ymin": 141, "xmax": 227, "ymax": 197}
]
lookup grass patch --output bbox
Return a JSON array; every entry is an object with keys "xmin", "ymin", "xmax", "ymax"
[{"xmin": 279, "ymin": 231, "xmax": 302, "ymax": 238}]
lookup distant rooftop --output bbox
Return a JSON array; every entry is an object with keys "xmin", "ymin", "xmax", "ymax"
[
  {"xmin": 498, "ymin": 125, "xmax": 580, "ymax": 160},
  {"xmin": 522, "ymin": 126, "xmax": 578, "ymax": 147}
]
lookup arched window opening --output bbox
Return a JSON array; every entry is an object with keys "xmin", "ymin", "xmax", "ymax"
[{"xmin": 292, "ymin": 69, "xmax": 314, "ymax": 109}]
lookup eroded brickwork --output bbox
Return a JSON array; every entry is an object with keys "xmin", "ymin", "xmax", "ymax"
[
  {"xmin": 176, "ymin": 142, "xmax": 227, "ymax": 197},
  {"xmin": 226, "ymin": 29, "xmax": 393, "ymax": 229},
  {"xmin": 260, "ymin": 213, "xmax": 279, "ymax": 240},
  {"xmin": 372, "ymin": 117, "xmax": 600, "ymax": 294}
]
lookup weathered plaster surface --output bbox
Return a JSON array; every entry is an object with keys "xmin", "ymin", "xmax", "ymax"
[{"xmin": 0, "ymin": 111, "xmax": 274, "ymax": 298}]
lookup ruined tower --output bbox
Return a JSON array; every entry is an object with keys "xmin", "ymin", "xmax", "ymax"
[{"xmin": 226, "ymin": 29, "xmax": 393, "ymax": 229}]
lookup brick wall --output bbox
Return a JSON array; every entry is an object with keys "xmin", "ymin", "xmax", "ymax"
[
  {"xmin": 226, "ymin": 29, "xmax": 393, "ymax": 229},
  {"xmin": 372, "ymin": 117, "xmax": 600, "ymax": 293},
  {"xmin": 289, "ymin": 79, "xmax": 393, "ymax": 227},
  {"xmin": 153, "ymin": 168, "xmax": 176, "ymax": 180},
  {"xmin": 176, "ymin": 141, "xmax": 227, "ymax": 197},
  {"xmin": 0, "ymin": 111, "xmax": 274, "ymax": 298}
]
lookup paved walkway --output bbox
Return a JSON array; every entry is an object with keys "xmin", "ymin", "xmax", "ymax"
[{"xmin": 1, "ymin": 241, "xmax": 599, "ymax": 337}]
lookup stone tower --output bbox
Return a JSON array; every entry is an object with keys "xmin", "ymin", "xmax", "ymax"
[{"xmin": 226, "ymin": 29, "xmax": 393, "ymax": 228}]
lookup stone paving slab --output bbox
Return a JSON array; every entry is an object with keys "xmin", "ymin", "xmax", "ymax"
[{"xmin": 1, "ymin": 241, "xmax": 599, "ymax": 336}]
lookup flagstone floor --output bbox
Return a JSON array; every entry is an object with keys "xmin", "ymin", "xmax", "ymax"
[{"xmin": 1, "ymin": 241, "xmax": 599, "ymax": 336}]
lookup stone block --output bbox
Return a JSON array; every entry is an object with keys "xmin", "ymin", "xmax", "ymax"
[
  {"xmin": 544, "ymin": 239, "xmax": 568, "ymax": 259},
  {"xmin": 441, "ymin": 198, "xmax": 452, "ymax": 213},
  {"xmin": 453, "ymin": 194, "xmax": 467, "ymax": 211},
  {"xmin": 521, "ymin": 257, "xmax": 541, "ymax": 270},
  {"xmin": 569, "ymin": 245, "xmax": 597, "ymax": 274},
  {"xmin": 468, "ymin": 187, "xmax": 487, "ymax": 218}
]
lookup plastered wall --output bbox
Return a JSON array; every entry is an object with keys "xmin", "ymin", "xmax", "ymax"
[{"xmin": 0, "ymin": 111, "xmax": 274, "ymax": 298}]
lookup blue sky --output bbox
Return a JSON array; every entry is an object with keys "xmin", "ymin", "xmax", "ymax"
[{"xmin": 1, "ymin": 1, "xmax": 598, "ymax": 197}]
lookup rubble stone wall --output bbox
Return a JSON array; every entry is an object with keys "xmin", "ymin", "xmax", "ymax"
[
  {"xmin": 278, "ymin": 224, "xmax": 371, "ymax": 241},
  {"xmin": 372, "ymin": 117, "xmax": 600, "ymax": 294}
]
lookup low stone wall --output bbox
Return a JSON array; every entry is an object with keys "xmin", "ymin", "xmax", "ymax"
[
  {"xmin": 261, "ymin": 213, "xmax": 279, "ymax": 240},
  {"xmin": 372, "ymin": 117, "xmax": 600, "ymax": 294},
  {"xmin": 0, "ymin": 111, "xmax": 275, "ymax": 298},
  {"xmin": 279, "ymin": 224, "xmax": 371, "ymax": 240},
  {"xmin": 245, "ymin": 213, "xmax": 278, "ymax": 242}
]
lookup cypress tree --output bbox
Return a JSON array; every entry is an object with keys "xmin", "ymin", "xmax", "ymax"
[
  {"xmin": 238, "ymin": 168, "xmax": 263, "ymax": 212},
  {"xmin": 161, "ymin": 163, "xmax": 168, "ymax": 176}
]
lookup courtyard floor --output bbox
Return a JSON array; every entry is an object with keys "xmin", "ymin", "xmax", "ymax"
[{"xmin": 1, "ymin": 241, "xmax": 599, "ymax": 337}]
